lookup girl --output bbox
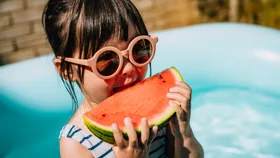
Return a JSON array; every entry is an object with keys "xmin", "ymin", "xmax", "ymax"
[{"xmin": 42, "ymin": 0, "xmax": 204, "ymax": 157}]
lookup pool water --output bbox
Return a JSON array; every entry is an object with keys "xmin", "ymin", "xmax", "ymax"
[
  {"xmin": 192, "ymin": 88, "xmax": 280, "ymax": 158},
  {"xmin": 150, "ymin": 23, "xmax": 280, "ymax": 158},
  {"xmin": 1, "ymin": 23, "xmax": 280, "ymax": 158}
]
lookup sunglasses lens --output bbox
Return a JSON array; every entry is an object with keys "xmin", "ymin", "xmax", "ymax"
[
  {"xmin": 132, "ymin": 39, "xmax": 153, "ymax": 64},
  {"xmin": 96, "ymin": 51, "xmax": 120, "ymax": 76}
]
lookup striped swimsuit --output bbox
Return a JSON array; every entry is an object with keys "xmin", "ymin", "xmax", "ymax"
[{"xmin": 59, "ymin": 124, "xmax": 167, "ymax": 158}]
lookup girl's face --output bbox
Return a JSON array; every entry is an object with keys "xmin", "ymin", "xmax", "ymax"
[{"xmin": 80, "ymin": 25, "xmax": 148, "ymax": 104}]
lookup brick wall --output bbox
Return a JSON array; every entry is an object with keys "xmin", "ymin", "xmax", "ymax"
[
  {"xmin": 0, "ymin": 0, "xmax": 199, "ymax": 65},
  {"xmin": 0, "ymin": 0, "xmax": 51, "ymax": 65},
  {"xmin": 132, "ymin": 0, "xmax": 199, "ymax": 31}
]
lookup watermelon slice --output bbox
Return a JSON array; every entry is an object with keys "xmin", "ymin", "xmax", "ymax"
[{"xmin": 83, "ymin": 67, "xmax": 183, "ymax": 144}]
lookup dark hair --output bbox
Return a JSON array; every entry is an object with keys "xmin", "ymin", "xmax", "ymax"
[{"xmin": 42, "ymin": 0, "xmax": 151, "ymax": 111}]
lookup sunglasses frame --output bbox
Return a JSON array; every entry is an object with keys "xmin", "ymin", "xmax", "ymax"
[{"xmin": 57, "ymin": 35, "xmax": 158, "ymax": 79}]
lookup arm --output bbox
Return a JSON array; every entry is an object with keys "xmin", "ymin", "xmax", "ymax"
[
  {"xmin": 60, "ymin": 138, "xmax": 94, "ymax": 158},
  {"xmin": 166, "ymin": 125, "xmax": 204, "ymax": 158},
  {"xmin": 171, "ymin": 126, "xmax": 204, "ymax": 158},
  {"xmin": 166, "ymin": 81, "xmax": 204, "ymax": 158}
]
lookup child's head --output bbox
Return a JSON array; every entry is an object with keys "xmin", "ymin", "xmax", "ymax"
[{"xmin": 42, "ymin": 0, "xmax": 157, "ymax": 108}]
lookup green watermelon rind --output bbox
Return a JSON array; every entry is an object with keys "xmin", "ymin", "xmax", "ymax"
[
  {"xmin": 83, "ymin": 66, "xmax": 184, "ymax": 144},
  {"xmin": 83, "ymin": 115, "xmax": 115, "ymax": 143}
]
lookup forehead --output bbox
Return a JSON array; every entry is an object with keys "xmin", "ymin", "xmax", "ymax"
[{"xmin": 106, "ymin": 23, "xmax": 138, "ymax": 46}]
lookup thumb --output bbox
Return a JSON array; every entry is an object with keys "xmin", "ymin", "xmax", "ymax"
[
  {"xmin": 170, "ymin": 115, "xmax": 178, "ymax": 125},
  {"xmin": 148, "ymin": 126, "xmax": 158, "ymax": 144}
]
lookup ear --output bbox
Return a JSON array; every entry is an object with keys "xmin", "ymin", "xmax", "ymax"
[{"xmin": 53, "ymin": 58, "xmax": 78, "ymax": 82}]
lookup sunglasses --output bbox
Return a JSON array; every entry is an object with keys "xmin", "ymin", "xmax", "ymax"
[{"xmin": 57, "ymin": 35, "xmax": 158, "ymax": 79}]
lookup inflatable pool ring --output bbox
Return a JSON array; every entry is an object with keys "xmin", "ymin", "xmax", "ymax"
[{"xmin": 1, "ymin": 23, "xmax": 280, "ymax": 158}]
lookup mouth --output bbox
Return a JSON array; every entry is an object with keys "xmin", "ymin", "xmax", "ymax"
[{"xmin": 113, "ymin": 81, "xmax": 137, "ymax": 93}]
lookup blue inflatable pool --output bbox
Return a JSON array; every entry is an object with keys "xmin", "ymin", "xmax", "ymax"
[{"xmin": 1, "ymin": 23, "xmax": 280, "ymax": 158}]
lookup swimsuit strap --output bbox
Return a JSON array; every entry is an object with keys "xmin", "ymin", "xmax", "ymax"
[{"xmin": 59, "ymin": 124, "xmax": 114, "ymax": 158}]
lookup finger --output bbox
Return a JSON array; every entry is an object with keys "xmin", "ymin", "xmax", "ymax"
[
  {"xmin": 169, "ymin": 100, "xmax": 188, "ymax": 122},
  {"xmin": 169, "ymin": 100, "xmax": 182, "ymax": 113},
  {"xmin": 175, "ymin": 81, "xmax": 192, "ymax": 110},
  {"xmin": 148, "ymin": 126, "xmax": 158, "ymax": 144},
  {"xmin": 111, "ymin": 123, "xmax": 126, "ymax": 149},
  {"xmin": 124, "ymin": 117, "xmax": 139, "ymax": 148},
  {"xmin": 140, "ymin": 118, "xmax": 149, "ymax": 146},
  {"xmin": 176, "ymin": 80, "xmax": 192, "ymax": 90},
  {"xmin": 169, "ymin": 86, "xmax": 191, "ymax": 98},
  {"xmin": 166, "ymin": 92, "xmax": 187, "ymax": 102},
  {"xmin": 166, "ymin": 92, "xmax": 189, "ymax": 112}
]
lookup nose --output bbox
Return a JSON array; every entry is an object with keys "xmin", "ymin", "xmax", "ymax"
[
  {"xmin": 120, "ymin": 58, "xmax": 135, "ymax": 77},
  {"xmin": 121, "ymin": 49, "xmax": 129, "ymax": 58}
]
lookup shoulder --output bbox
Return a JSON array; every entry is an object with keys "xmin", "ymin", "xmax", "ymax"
[
  {"xmin": 59, "ymin": 124, "xmax": 94, "ymax": 158},
  {"xmin": 58, "ymin": 107, "xmax": 97, "ymax": 157},
  {"xmin": 60, "ymin": 137, "xmax": 94, "ymax": 158},
  {"xmin": 59, "ymin": 124, "xmax": 115, "ymax": 158}
]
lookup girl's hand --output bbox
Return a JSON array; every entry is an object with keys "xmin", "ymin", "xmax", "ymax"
[
  {"xmin": 111, "ymin": 117, "xmax": 158, "ymax": 158},
  {"xmin": 166, "ymin": 81, "xmax": 192, "ymax": 139}
]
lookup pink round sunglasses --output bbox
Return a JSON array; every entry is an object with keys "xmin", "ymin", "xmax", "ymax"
[{"xmin": 56, "ymin": 35, "xmax": 158, "ymax": 79}]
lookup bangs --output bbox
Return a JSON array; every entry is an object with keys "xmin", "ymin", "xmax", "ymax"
[{"xmin": 79, "ymin": 0, "xmax": 148, "ymax": 57}]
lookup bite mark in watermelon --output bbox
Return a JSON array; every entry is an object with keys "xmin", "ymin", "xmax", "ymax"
[{"xmin": 83, "ymin": 67, "xmax": 183, "ymax": 144}]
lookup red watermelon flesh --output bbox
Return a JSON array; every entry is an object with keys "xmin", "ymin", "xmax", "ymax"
[{"xmin": 83, "ymin": 67, "xmax": 183, "ymax": 144}]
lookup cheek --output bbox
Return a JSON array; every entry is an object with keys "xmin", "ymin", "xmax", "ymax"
[
  {"xmin": 104, "ymin": 78, "xmax": 116, "ymax": 86},
  {"xmin": 82, "ymin": 71, "xmax": 114, "ymax": 97},
  {"xmin": 81, "ymin": 71, "xmax": 99, "ymax": 88},
  {"xmin": 81, "ymin": 69, "xmax": 109, "ymax": 91}
]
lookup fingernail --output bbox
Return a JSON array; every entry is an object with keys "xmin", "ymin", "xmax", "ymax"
[
  {"xmin": 169, "ymin": 88, "xmax": 174, "ymax": 92},
  {"xmin": 141, "ymin": 117, "xmax": 147, "ymax": 122},
  {"xmin": 124, "ymin": 117, "xmax": 131, "ymax": 125},
  {"xmin": 111, "ymin": 123, "xmax": 117, "ymax": 130},
  {"xmin": 153, "ymin": 126, "xmax": 158, "ymax": 133},
  {"xmin": 176, "ymin": 81, "xmax": 181, "ymax": 84}
]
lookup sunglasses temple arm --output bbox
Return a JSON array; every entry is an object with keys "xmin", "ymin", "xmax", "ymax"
[
  {"xmin": 151, "ymin": 36, "xmax": 158, "ymax": 43},
  {"xmin": 63, "ymin": 57, "xmax": 90, "ymax": 67}
]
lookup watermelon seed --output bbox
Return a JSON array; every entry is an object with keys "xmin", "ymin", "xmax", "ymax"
[
  {"xmin": 159, "ymin": 74, "xmax": 163, "ymax": 79},
  {"xmin": 102, "ymin": 114, "xmax": 106, "ymax": 117},
  {"xmin": 162, "ymin": 80, "xmax": 166, "ymax": 83}
]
